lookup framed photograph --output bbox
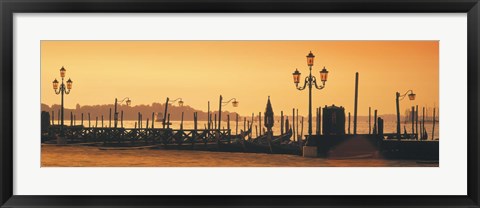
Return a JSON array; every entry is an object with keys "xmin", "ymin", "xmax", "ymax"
[{"xmin": 1, "ymin": 0, "xmax": 479, "ymax": 207}]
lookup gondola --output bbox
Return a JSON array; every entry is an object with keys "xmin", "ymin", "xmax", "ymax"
[
  {"xmin": 243, "ymin": 129, "xmax": 296, "ymax": 154},
  {"xmin": 217, "ymin": 128, "xmax": 252, "ymax": 152}
]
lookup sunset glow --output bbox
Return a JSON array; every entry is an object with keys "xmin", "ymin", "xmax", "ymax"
[{"xmin": 41, "ymin": 41, "xmax": 439, "ymax": 117}]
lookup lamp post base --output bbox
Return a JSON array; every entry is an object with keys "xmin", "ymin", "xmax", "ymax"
[{"xmin": 303, "ymin": 146, "xmax": 318, "ymax": 158}]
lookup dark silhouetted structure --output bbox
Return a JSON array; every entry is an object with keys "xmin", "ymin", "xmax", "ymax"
[{"xmin": 322, "ymin": 105, "xmax": 345, "ymax": 136}]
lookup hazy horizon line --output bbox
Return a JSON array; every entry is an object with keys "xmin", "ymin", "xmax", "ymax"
[{"xmin": 41, "ymin": 102, "xmax": 439, "ymax": 118}]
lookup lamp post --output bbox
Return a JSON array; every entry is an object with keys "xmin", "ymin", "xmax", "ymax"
[
  {"xmin": 52, "ymin": 66, "xmax": 73, "ymax": 137},
  {"xmin": 218, "ymin": 95, "xmax": 239, "ymax": 133},
  {"xmin": 114, "ymin": 97, "xmax": 131, "ymax": 128},
  {"xmin": 161, "ymin": 97, "xmax": 184, "ymax": 128},
  {"xmin": 396, "ymin": 90, "xmax": 416, "ymax": 139},
  {"xmin": 291, "ymin": 51, "xmax": 329, "ymax": 146}
]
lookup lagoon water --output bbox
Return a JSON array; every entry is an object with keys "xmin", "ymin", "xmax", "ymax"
[{"xmin": 41, "ymin": 145, "xmax": 438, "ymax": 167}]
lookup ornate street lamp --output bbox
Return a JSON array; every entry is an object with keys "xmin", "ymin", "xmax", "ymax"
[
  {"xmin": 66, "ymin": 78, "xmax": 73, "ymax": 90},
  {"xmin": 320, "ymin": 67, "xmax": 328, "ymax": 83},
  {"xmin": 307, "ymin": 51, "xmax": 315, "ymax": 66},
  {"xmin": 52, "ymin": 79, "xmax": 59, "ymax": 90},
  {"xmin": 169, "ymin": 98, "xmax": 184, "ymax": 106},
  {"xmin": 292, "ymin": 69, "xmax": 301, "ymax": 84},
  {"xmin": 52, "ymin": 66, "xmax": 73, "ymax": 137},
  {"xmin": 222, "ymin": 98, "xmax": 239, "ymax": 107},
  {"xmin": 60, "ymin": 66, "xmax": 66, "ymax": 78},
  {"xmin": 232, "ymin": 100, "xmax": 239, "ymax": 107},
  {"xmin": 396, "ymin": 90, "xmax": 416, "ymax": 139},
  {"xmin": 117, "ymin": 97, "xmax": 132, "ymax": 106},
  {"xmin": 291, "ymin": 51, "xmax": 329, "ymax": 146}
]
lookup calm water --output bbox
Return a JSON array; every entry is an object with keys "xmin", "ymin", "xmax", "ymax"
[
  {"xmin": 41, "ymin": 145, "xmax": 438, "ymax": 167},
  {"xmin": 64, "ymin": 119, "xmax": 440, "ymax": 140}
]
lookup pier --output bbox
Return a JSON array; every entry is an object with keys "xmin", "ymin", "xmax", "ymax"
[{"xmin": 41, "ymin": 88, "xmax": 439, "ymax": 160}]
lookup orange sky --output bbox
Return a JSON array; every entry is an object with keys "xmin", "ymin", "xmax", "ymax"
[{"xmin": 41, "ymin": 41, "xmax": 439, "ymax": 117}]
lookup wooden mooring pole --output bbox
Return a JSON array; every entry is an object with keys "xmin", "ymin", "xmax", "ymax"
[
  {"xmin": 95, "ymin": 116, "xmax": 98, "ymax": 128},
  {"xmin": 247, "ymin": 121, "xmax": 250, "ymax": 138},
  {"xmin": 227, "ymin": 114, "xmax": 231, "ymax": 141},
  {"xmin": 373, "ymin": 110, "xmax": 377, "ymax": 134},
  {"xmin": 396, "ymin": 92, "xmax": 401, "ymax": 139},
  {"xmin": 209, "ymin": 113, "xmax": 213, "ymax": 130},
  {"xmin": 88, "ymin": 113, "xmax": 91, "ymax": 128},
  {"xmin": 368, "ymin": 107, "xmax": 371, "ymax": 134},
  {"xmin": 258, "ymin": 112, "xmax": 262, "ymax": 136},
  {"xmin": 292, "ymin": 108, "xmax": 296, "ymax": 142},
  {"xmin": 109, "ymin": 108, "xmax": 112, "ymax": 128},
  {"xmin": 415, "ymin": 105, "xmax": 419, "ymax": 140},
  {"xmin": 411, "ymin": 106, "xmax": 415, "ymax": 137},
  {"xmin": 422, "ymin": 107, "xmax": 425, "ymax": 140},
  {"xmin": 318, "ymin": 107, "xmax": 322, "ymax": 135},
  {"xmin": 70, "ymin": 112, "xmax": 73, "ymax": 126},
  {"xmin": 432, "ymin": 108, "xmax": 436, "ymax": 140},
  {"xmin": 300, "ymin": 117, "xmax": 304, "ymax": 141},
  {"xmin": 101, "ymin": 115, "xmax": 104, "ymax": 128},
  {"xmin": 227, "ymin": 114, "xmax": 230, "ymax": 132},
  {"xmin": 378, "ymin": 117, "xmax": 384, "ymax": 137},
  {"xmin": 285, "ymin": 116, "xmax": 289, "ymax": 132},
  {"xmin": 280, "ymin": 111, "xmax": 284, "ymax": 135},
  {"xmin": 152, "ymin": 112, "xmax": 155, "ymax": 128},
  {"xmin": 296, "ymin": 109, "xmax": 299, "ymax": 141},
  {"xmin": 235, "ymin": 114, "xmax": 239, "ymax": 135},
  {"xmin": 114, "ymin": 98, "xmax": 118, "ymax": 128},
  {"xmin": 207, "ymin": 101, "xmax": 210, "ymax": 130},
  {"xmin": 218, "ymin": 95, "xmax": 223, "ymax": 136},
  {"xmin": 354, "ymin": 72, "xmax": 359, "ymax": 135},
  {"xmin": 243, "ymin": 117, "xmax": 246, "ymax": 132},
  {"xmin": 250, "ymin": 113, "xmax": 254, "ymax": 138},
  {"xmin": 138, "ymin": 112, "xmax": 141, "ymax": 129},
  {"xmin": 193, "ymin": 112, "xmax": 198, "ymax": 134},
  {"xmin": 51, "ymin": 111, "xmax": 55, "ymax": 125},
  {"xmin": 120, "ymin": 111, "xmax": 123, "ymax": 128},
  {"xmin": 167, "ymin": 113, "xmax": 170, "ymax": 128},
  {"xmin": 163, "ymin": 97, "xmax": 169, "ymax": 129},
  {"xmin": 194, "ymin": 112, "xmax": 198, "ymax": 129},
  {"xmin": 315, "ymin": 108, "xmax": 319, "ymax": 135},
  {"xmin": 181, "ymin": 112, "xmax": 184, "ymax": 130},
  {"xmin": 348, "ymin": 112, "xmax": 351, "ymax": 135},
  {"xmin": 81, "ymin": 113, "xmax": 84, "ymax": 126}
]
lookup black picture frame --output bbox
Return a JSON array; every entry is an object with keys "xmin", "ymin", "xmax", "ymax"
[{"xmin": 1, "ymin": 0, "xmax": 479, "ymax": 207}]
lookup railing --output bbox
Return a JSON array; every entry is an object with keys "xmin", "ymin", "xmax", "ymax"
[{"xmin": 43, "ymin": 125, "xmax": 234, "ymax": 145}]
